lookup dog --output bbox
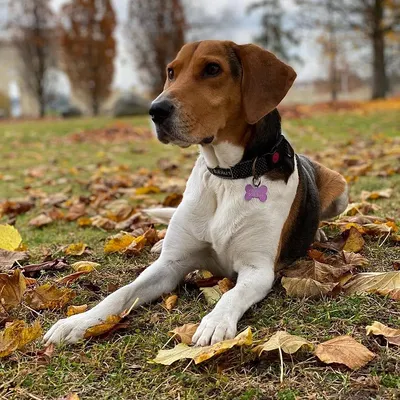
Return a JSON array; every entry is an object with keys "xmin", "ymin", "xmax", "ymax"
[{"xmin": 44, "ymin": 40, "xmax": 348, "ymax": 347}]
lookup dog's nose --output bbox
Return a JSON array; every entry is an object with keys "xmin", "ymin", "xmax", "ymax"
[{"xmin": 149, "ymin": 100, "xmax": 174, "ymax": 124}]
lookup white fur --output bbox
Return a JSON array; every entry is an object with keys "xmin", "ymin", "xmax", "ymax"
[{"xmin": 44, "ymin": 143, "xmax": 299, "ymax": 346}]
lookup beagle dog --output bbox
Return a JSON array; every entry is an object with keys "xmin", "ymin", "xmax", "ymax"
[{"xmin": 45, "ymin": 41, "xmax": 348, "ymax": 346}]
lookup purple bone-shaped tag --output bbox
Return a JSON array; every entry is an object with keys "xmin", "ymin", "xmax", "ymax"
[{"xmin": 244, "ymin": 184, "xmax": 268, "ymax": 202}]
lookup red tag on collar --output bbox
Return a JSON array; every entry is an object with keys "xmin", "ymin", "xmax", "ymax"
[{"xmin": 272, "ymin": 152, "xmax": 280, "ymax": 163}]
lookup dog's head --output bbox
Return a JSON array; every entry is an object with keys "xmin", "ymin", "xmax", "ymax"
[{"xmin": 149, "ymin": 40, "xmax": 296, "ymax": 148}]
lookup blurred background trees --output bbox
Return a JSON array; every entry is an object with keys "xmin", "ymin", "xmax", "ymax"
[
  {"xmin": 0, "ymin": 0, "xmax": 399, "ymax": 118},
  {"xmin": 60, "ymin": 0, "xmax": 116, "ymax": 116}
]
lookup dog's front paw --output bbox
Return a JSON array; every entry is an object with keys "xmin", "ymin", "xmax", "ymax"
[
  {"xmin": 192, "ymin": 313, "xmax": 237, "ymax": 346},
  {"xmin": 43, "ymin": 313, "xmax": 97, "ymax": 345}
]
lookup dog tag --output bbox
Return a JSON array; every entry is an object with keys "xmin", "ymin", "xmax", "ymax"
[{"xmin": 244, "ymin": 184, "xmax": 268, "ymax": 202}]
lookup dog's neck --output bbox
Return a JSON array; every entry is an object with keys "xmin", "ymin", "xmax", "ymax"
[{"xmin": 200, "ymin": 109, "xmax": 283, "ymax": 169}]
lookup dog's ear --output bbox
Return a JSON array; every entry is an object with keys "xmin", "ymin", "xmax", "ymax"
[{"xmin": 236, "ymin": 44, "xmax": 296, "ymax": 124}]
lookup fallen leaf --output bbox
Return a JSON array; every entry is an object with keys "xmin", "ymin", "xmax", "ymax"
[
  {"xmin": 254, "ymin": 331, "xmax": 314, "ymax": 355},
  {"xmin": 283, "ymin": 260, "xmax": 356, "ymax": 283},
  {"xmin": 153, "ymin": 327, "xmax": 252, "ymax": 365},
  {"xmin": 77, "ymin": 217, "xmax": 92, "ymax": 227},
  {"xmin": 66, "ymin": 304, "xmax": 88, "ymax": 317},
  {"xmin": 104, "ymin": 199, "xmax": 134, "ymax": 222},
  {"xmin": 104, "ymin": 233, "xmax": 135, "ymax": 253},
  {"xmin": 163, "ymin": 193, "xmax": 183, "ymax": 207},
  {"xmin": 65, "ymin": 203, "xmax": 86, "ymax": 221},
  {"xmin": 29, "ymin": 214, "xmax": 53, "ymax": 227},
  {"xmin": 343, "ymin": 271, "xmax": 400, "ymax": 295},
  {"xmin": 342, "ymin": 251, "xmax": 369, "ymax": 268},
  {"xmin": 25, "ymin": 283, "xmax": 75, "ymax": 310},
  {"xmin": 168, "ymin": 323, "xmax": 199, "ymax": 344},
  {"xmin": 0, "ymin": 269, "xmax": 26, "ymax": 310},
  {"xmin": 135, "ymin": 185, "xmax": 161, "ymax": 195},
  {"xmin": 343, "ymin": 227, "xmax": 365, "ymax": 252},
  {"xmin": 366, "ymin": 321, "xmax": 400, "ymax": 346},
  {"xmin": 124, "ymin": 235, "xmax": 147, "ymax": 255},
  {"xmin": 200, "ymin": 286, "xmax": 223, "ymax": 305},
  {"xmin": 218, "ymin": 278, "xmax": 235, "ymax": 293},
  {"xmin": 56, "ymin": 270, "xmax": 92, "ymax": 285},
  {"xmin": 60, "ymin": 393, "xmax": 80, "ymax": 400},
  {"xmin": 375, "ymin": 288, "xmax": 400, "ymax": 300},
  {"xmin": 24, "ymin": 277, "xmax": 37, "ymax": 287},
  {"xmin": 314, "ymin": 335, "xmax": 375, "ymax": 370},
  {"xmin": 163, "ymin": 294, "xmax": 178, "ymax": 311},
  {"xmin": 65, "ymin": 243, "xmax": 87, "ymax": 256},
  {"xmin": 0, "ymin": 249, "xmax": 29, "ymax": 270},
  {"xmin": 22, "ymin": 258, "xmax": 69, "ymax": 277},
  {"xmin": 0, "ymin": 320, "xmax": 42, "ymax": 358},
  {"xmin": 281, "ymin": 277, "xmax": 338, "ymax": 298},
  {"xmin": 143, "ymin": 228, "xmax": 159, "ymax": 246},
  {"xmin": 0, "ymin": 225, "xmax": 22, "ymax": 251},
  {"xmin": 71, "ymin": 261, "xmax": 99, "ymax": 272},
  {"xmin": 90, "ymin": 215, "xmax": 116, "ymax": 230},
  {"xmin": 361, "ymin": 188, "xmax": 393, "ymax": 201}
]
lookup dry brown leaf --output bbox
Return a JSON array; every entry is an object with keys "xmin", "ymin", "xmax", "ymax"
[
  {"xmin": 281, "ymin": 277, "xmax": 338, "ymax": 298},
  {"xmin": 0, "ymin": 225, "xmax": 23, "ymax": 251},
  {"xmin": 153, "ymin": 327, "xmax": 252, "ymax": 365},
  {"xmin": 64, "ymin": 243, "xmax": 87, "ymax": 256},
  {"xmin": 283, "ymin": 260, "xmax": 355, "ymax": 283},
  {"xmin": 0, "ymin": 249, "xmax": 29, "ymax": 270},
  {"xmin": 163, "ymin": 294, "xmax": 178, "ymax": 311},
  {"xmin": 375, "ymin": 288, "xmax": 400, "ymax": 300},
  {"xmin": 343, "ymin": 271, "xmax": 400, "ymax": 295},
  {"xmin": 168, "ymin": 323, "xmax": 199, "ymax": 344},
  {"xmin": 143, "ymin": 228, "xmax": 159, "ymax": 246},
  {"xmin": 366, "ymin": 321, "xmax": 400, "ymax": 346},
  {"xmin": 66, "ymin": 304, "xmax": 88, "ymax": 317},
  {"xmin": 29, "ymin": 214, "xmax": 53, "ymax": 227},
  {"xmin": 25, "ymin": 283, "xmax": 75, "ymax": 310},
  {"xmin": 22, "ymin": 258, "xmax": 69, "ymax": 276},
  {"xmin": 342, "ymin": 251, "xmax": 369, "ymax": 268},
  {"xmin": 104, "ymin": 199, "xmax": 133, "ymax": 222},
  {"xmin": 56, "ymin": 270, "xmax": 92, "ymax": 285},
  {"xmin": 91, "ymin": 215, "xmax": 116, "ymax": 230},
  {"xmin": 0, "ymin": 269, "xmax": 26, "ymax": 310},
  {"xmin": 65, "ymin": 203, "xmax": 86, "ymax": 221},
  {"xmin": 343, "ymin": 227, "xmax": 365, "ymax": 252},
  {"xmin": 60, "ymin": 393, "xmax": 80, "ymax": 400},
  {"xmin": 0, "ymin": 320, "xmax": 42, "ymax": 358},
  {"xmin": 361, "ymin": 188, "xmax": 393, "ymax": 201},
  {"xmin": 218, "ymin": 278, "xmax": 235, "ymax": 293},
  {"xmin": 254, "ymin": 331, "xmax": 314, "ymax": 355},
  {"xmin": 314, "ymin": 335, "xmax": 375, "ymax": 370},
  {"xmin": 162, "ymin": 193, "xmax": 183, "ymax": 207}
]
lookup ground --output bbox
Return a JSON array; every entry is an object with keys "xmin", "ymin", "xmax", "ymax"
[{"xmin": 0, "ymin": 103, "xmax": 399, "ymax": 400}]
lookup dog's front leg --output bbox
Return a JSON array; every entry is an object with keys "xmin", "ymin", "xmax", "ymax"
[
  {"xmin": 192, "ymin": 262, "xmax": 275, "ymax": 346},
  {"xmin": 44, "ymin": 255, "xmax": 194, "ymax": 345}
]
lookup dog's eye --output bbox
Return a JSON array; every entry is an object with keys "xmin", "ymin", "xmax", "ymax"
[
  {"xmin": 203, "ymin": 63, "xmax": 221, "ymax": 77},
  {"xmin": 167, "ymin": 68, "xmax": 174, "ymax": 80}
]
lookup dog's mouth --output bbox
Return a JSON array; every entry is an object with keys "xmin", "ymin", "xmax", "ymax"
[{"xmin": 155, "ymin": 125, "xmax": 214, "ymax": 148}]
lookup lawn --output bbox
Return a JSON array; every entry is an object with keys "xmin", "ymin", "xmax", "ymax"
[{"xmin": 0, "ymin": 103, "xmax": 399, "ymax": 400}]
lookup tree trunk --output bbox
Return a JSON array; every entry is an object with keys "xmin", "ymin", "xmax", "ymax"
[
  {"xmin": 92, "ymin": 100, "xmax": 99, "ymax": 116},
  {"xmin": 371, "ymin": 0, "xmax": 387, "ymax": 99},
  {"xmin": 39, "ymin": 102, "xmax": 46, "ymax": 118}
]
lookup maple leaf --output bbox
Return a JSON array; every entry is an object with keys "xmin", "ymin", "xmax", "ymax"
[
  {"xmin": 168, "ymin": 323, "xmax": 199, "ymax": 344},
  {"xmin": 254, "ymin": 331, "xmax": 314, "ymax": 355},
  {"xmin": 314, "ymin": 336, "xmax": 375, "ymax": 370},
  {"xmin": 64, "ymin": 243, "xmax": 88, "ymax": 256},
  {"xmin": 366, "ymin": 321, "xmax": 400, "ymax": 346},
  {"xmin": 0, "ymin": 225, "xmax": 22, "ymax": 251},
  {"xmin": 153, "ymin": 327, "xmax": 253, "ymax": 365},
  {"xmin": 0, "ymin": 320, "xmax": 42, "ymax": 358},
  {"xmin": 343, "ymin": 227, "xmax": 365, "ymax": 252},
  {"xmin": 104, "ymin": 233, "xmax": 135, "ymax": 253},
  {"xmin": 0, "ymin": 249, "xmax": 29, "ymax": 270},
  {"xmin": 281, "ymin": 277, "xmax": 338, "ymax": 298},
  {"xmin": 25, "ymin": 283, "xmax": 76, "ymax": 310},
  {"xmin": 0, "ymin": 269, "xmax": 26, "ymax": 311}
]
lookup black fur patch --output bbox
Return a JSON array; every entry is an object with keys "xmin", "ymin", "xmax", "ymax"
[{"xmin": 225, "ymin": 45, "xmax": 242, "ymax": 79}]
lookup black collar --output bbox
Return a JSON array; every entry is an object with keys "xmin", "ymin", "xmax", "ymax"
[{"xmin": 207, "ymin": 135, "xmax": 294, "ymax": 180}]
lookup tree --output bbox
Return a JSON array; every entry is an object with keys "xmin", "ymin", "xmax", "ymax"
[
  {"xmin": 297, "ymin": 0, "xmax": 400, "ymax": 99},
  {"xmin": 247, "ymin": 0, "xmax": 300, "ymax": 63},
  {"xmin": 126, "ymin": 0, "xmax": 186, "ymax": 98},
  {"xmin": 60, "ymin": 0, "xmax": 116, "ymax": 115},
  {"xmin": 10, "ymin": 0, "xmax": 57, "ymax": 118}
]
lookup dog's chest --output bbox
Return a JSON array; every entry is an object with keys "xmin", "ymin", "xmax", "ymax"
[{"xmin": 182, "ymin": 157, "xmax": 299, "ymax": 268}]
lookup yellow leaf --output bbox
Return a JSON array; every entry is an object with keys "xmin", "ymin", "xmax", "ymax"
[
  {"xmin": 77, "ymin": 217, "xmax": 92, "ymax": 227},
  {"xmin": 0, "ymin": 225, "xmax": 22, "ymax": 251},
  {"xmin": 0, "ymin": 320, "xmax": 42, "ymax": 358},
  {"xmin": 0, "ymin": 269, "xmax": 26, "ymax": 310},
  {"xmin": 343, "ymin": 271, "xmax": 400, "ymax": 295},
  {"xmin": 71, "ymin": 261, "xmax": 99, "ymax": 272},
  {"xmin": 314, "ymin": 335, "xmax": 375, "ymax": 370},
  {"xmin": 25, "ymin": 283, "xmax": 75, "ymax": 310},
  {"xmin": 343, "ymin": 227, "xmax": 365, "ymax": 252},
  {"xmin": 135, "ymin": 185, "xmax": 161, "ymax": 195},
  {"xmin": 281, "ymin": 277, "xmax": 338, "ymax": 298},
  {"xmin": 361, "ymin": 188, "xmax": 393, "ymax": 201},
  {"xmin": 83, "ymin": 315, "xmax": 122, "ymax": 338},
  {"xmin": 200, "ymin": 286, "xmax": 223, "ymax": 305},
  {"xmin": 168, "ymin": 323, "xmax": 199, "ymax": 344},
  {"xmin": 366, "ymin": 321, "xmax": 400, "ymax": 346},
  {"xmin": 254, "ymin": 331, "xmax": 314, "ymax": 355},
  {"xmin": 124, "ymin": 235, "xmax": 147, "ymax": 255},
  {"xmin": 163, "ymin": 294, "xmax": 178, "ymax": 311},
  {"xmin": 218, "ymin": 278, "xmax": 234, "ymax": 293},
  {"xmin": 66, "ymin": 304, "xmax": 88, "ymax": 317},
  {"xmin": 104, "ymin": 234, "xmax": 135, "ymax": 254},
  {"xmin": 65, "ymin": 243, "xmax": 87, "ymax": 256},
  {"xmin": 153, "ymin": 327, "xmax": 253, "ymax": 365}
]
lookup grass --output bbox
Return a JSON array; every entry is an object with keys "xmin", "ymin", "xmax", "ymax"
[{"xmin": 0, "ymin": 107, "xmax": 399, "ymax": 400}]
